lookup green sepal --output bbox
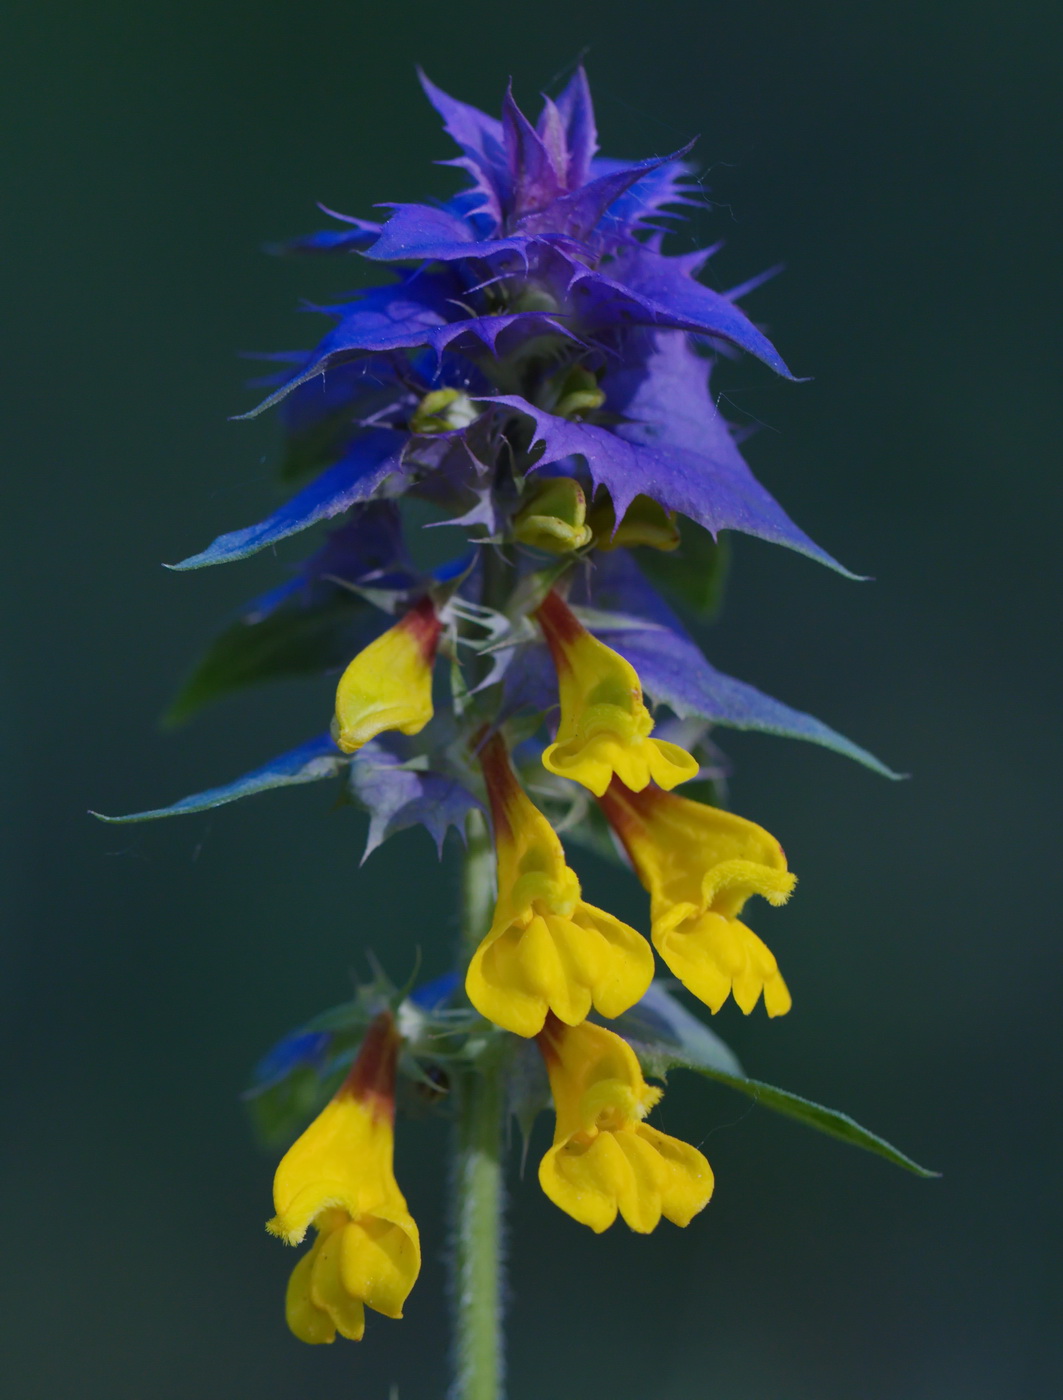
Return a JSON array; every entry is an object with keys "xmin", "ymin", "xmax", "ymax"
[
  {"xmin": 165, "ymin": 596, "xmax": 369, "ymax": 725},
  {"xmin": 638, "ymin": 519, "xmax": 730, "ymax": 619},
  {"xmin": 506, "ymin": 1037, "xmax": 551, "ymax": 1167},
  {"xmin": 614, "ymin": 983, "xmax": 938, "ymax": 1178}
]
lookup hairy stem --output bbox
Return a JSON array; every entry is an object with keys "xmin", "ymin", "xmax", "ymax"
[{"xmin": 450, "ymin": 810, "xmax": 506, "ymax": 1400}]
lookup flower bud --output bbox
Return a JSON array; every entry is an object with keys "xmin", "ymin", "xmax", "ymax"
[
  {"xmin": 512, "ymin": 477, "xmax": 593, "ymax": 553},
  {"xmin": 333, "ymin": 598, "xmax": 441, "ymax": 754}
]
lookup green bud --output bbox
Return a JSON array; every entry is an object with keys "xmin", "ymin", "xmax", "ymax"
[
  {"xmin": 512, "ymin": 477, "xmax": 593, "ymax": 554},
  {"xmin": 588, "ymin": 492, "xmax": 681, "ymax": 552},
  {"xmin": 410, "ymin": 388, "xmax": 480, "ymax": 435},
  {"xmin": 512, "ymin": 286, "xmax": 560, "ymax": 315},
  {"xmin": 551, "ymin": 365, "xmax": 606, "ymax": 420}
]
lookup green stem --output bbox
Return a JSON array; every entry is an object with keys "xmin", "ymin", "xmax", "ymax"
[{"xmin": 451, "ymin": 810, "xmax": 506, "ymax": 1400}]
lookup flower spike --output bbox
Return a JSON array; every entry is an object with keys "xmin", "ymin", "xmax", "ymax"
[
  {"xmin": 535, "ymin": 589, "xmax": 698, "ymax": 796},
  {"xmin": 108, "ymin": 58, "xmax": 924, "ymax": 1381},
  {"xmin": 333, "ymin": 596, "xmax": 442, "ymax": 754},
  {"xmin": 599, "ymin": 780, "xmax": 796, "ymax": 1017},
  {"xmin": 465, "ymin": 733, "xmax": 654, "ymax": 1037},
  {"xmin": 537, "ymin": 1016, "xmax": 713, "ymax": 1233},
  {"xmin": 268, "ymin": 1010, "xmax": 421, "ymax": 1344}
]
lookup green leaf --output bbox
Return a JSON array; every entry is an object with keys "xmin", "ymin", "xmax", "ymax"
[
  {"xmin": 614, "ymin": 984, "xmax": 938, "ymax": 1178},
  {"xmin": 638, "ymin": 520, "xmax": 729, "ymax": 619},
  {"xmin": 695, "ymin": 1071, "xmax": 938, "ymax": 1177},
  {"xmin": 165, "ymin": 596, "xmax": 369, "ymax": 725}
]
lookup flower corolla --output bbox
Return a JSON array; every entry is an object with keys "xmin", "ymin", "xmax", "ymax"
[
  {"xmin": 536, "ymin": 589, "xmax": 698, "ymax": 796},
  {"xmin": 333, "ymin": 597, "xmax": 441, "ymax": 755},
  {"xmin": 599, "ymin": 780, "xmax": 795, "ymax": 1016},
  {"xmin": 268, "ymin": 1012, "xmax": 421, "ymax": 1344},
  {"xmin": 537, "ymin": 1015, "xmax": 713, "ymax": 1233},
  {"xmin": 465, "ymin": 734, "xmax": 654, "ymax": 1036}
]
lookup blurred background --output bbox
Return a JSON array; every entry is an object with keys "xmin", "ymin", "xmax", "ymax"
[{"xmin": 3, "ymin": 1, "xmax": 1060, "ymax": 1396}]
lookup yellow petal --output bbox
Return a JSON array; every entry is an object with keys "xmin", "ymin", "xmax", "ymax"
[
  {"xmin": 530, "ymin": 916, "xmax": 598, "ymax": 1027},
  {"xmin": 473, "ymin": 736, "xmax": 653, "ymax": 1035},
  {"xmin": 284, "ymin": 1244, "xmax": 336, "ymax": 1345},
  {"xmin": 601, "ymin": 781, "xmax": 791, "ymax": 920},
  {"xmin": 539, "ymin": 1132, "xmax": 625, "ymax": 1233},
  {"xmin": 465, "ymin": 901, "xmax": 653, "ymax": 1037},
  {"xmin": 654, "ymin": 909, "xmax": 790, "ymax": 1019},
  {"xmin": 600, "ymin": 782, "xmax": 795, "ymax": 1016},
  {"xmin": 269, "ymin": 1094, "xmax": 401, "ymax": 1245},
  {"xmin": 545, "ymin": 729, "xmax": 698, "ymax": 798},
  {"xmin": 645, "ymin": 738, "xmax": 701, "ymax": 791},
  {"xmin": 339, "ymin": 1215, "xmax": 420, "ymax": 1321},
  {"xmin": 636, "ymin": 1124, "xmax": 714, "ymax": 1226},
  {"xmin": 542, "ymin": 733, "xmax": 619, "ymax": 797},
  {"xmin": 702, "ymin": 858, "xmax": 796, "ymax": 920},
  {"xmin": 763, "ymin": 968, "xmax": 793, "ymax": 1018},
  {"xmin": 541, "ymin": 1020, "xmax": 660, "ymax": 1138},
  {"xmin": 310, "ymin": 1224, "xmax": 367, "ymax": 1342},
  {"xmin": 570, "ymin": 903, "xmax": 655, "ymax": 1020},
  {"xmin": 537, "ymin": 1019, "xmax": 713, "ymax": 1234},
  {"xmin": 465, "ymin": 919, "xmax": 558, "ymax": 1038},
  {"xmin": 730, "ymin": 920, "xmax": 791, "ymax": 1017}
]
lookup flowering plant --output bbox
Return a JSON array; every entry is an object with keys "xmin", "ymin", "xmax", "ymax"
[{"xmin": 101, "ymin": 69, "xmax": 931, "ymax": 1396}]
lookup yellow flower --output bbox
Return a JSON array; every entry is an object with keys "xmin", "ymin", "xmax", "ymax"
[
  {"xmin": 537, "ymin": 1016, "xmax": 713, "ymax": 1233},
  {"xmin": 535, "ymin": 589, "xmax": 698, "ymax": 797},
  {"xmin": 465, "ymin": 734, "xmax": 654, "ymax": 1037},
  {"xmin": 267, "ymin": 1012, "xmax": 421, "ymax": 1345},
  {"xmin": 599, "ymin": 780, "xmax": 796, "ymax": 1017},
  {"xmin": 333, "ymin": 597, "xmax": 441, "ymax": 755}
]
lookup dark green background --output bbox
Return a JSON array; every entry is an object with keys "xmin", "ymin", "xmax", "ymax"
[{"xmin": 4, "ymin": 2, "xmax": 1060, "ymax": 1396}]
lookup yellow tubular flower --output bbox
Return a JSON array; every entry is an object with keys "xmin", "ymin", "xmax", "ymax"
[
  {"xmin": 267, "ymin": 1011, "xmax": 421, "ymax": 1345},
  {"xmin": 333, "ymin": 597, "xmax": 442, "ymax": 755},
  {"xmin": 599, "ymin": 780, "xmax": 796, "ymax": 1018},
  {"xmin": 537, "ymin": 1016, "xmax": 713, "ymax": 1233},
  {"xmin": 466, "ymin": 734, "xmax": 654, "ymax": 1037},
  {"xmin": 535, "ymin": 589, "xmax": 698, "ymax": 797}
]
